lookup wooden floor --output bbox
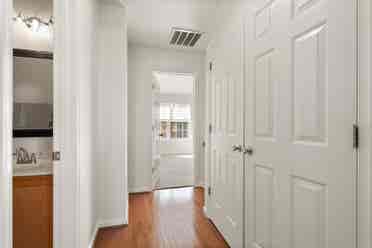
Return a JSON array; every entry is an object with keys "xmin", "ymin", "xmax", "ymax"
[{"xmin": 94, "ymin": 187, "xmax": 229, "ymax": 248}]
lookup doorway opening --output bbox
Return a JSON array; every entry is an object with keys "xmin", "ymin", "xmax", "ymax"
[
  {"xmin": 152, "ymin": 72, "xmax": 195, "ymax": 190},
  {"xmin": 12, "ymin": 0, "xmax": 54, "ymax": 247}
]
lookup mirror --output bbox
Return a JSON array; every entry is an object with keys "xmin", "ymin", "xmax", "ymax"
[{"xmin": 13, "ymin": 49, "xmax": 53, "ymax": 137}]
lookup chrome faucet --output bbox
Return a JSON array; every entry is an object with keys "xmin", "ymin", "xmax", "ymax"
[{"xmin": 15, "ymin": 147, "xmax": 37, "ymax": 164}]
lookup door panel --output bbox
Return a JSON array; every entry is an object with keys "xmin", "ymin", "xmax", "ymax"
[
  {"xmin": 210, "ymin": 15, "xmax": 244, "ymax": 247},
  {"xmin": 254, "ymin": 165, "xmax": 274, "ymax": 248},
  {"xmin": 254, "ymin": 49, "xmax": 275, "ymax": 139},
  {"xmin": 293, "ymin": 24, "xmax": 327, "ymax": 143},
  {"xmin": 245, "ymin": 0, "xmax": 356, "ymax": 248},
  {"xmin": 291, "ymin": 176, "xmax": 326, "ymax": 248}
]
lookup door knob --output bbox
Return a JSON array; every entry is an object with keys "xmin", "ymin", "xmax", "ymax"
[
  {"xmin": 232, "ymin": 145, "xmax": 243, "ymax": 152},
  {"xmin": 243, "ymin": 146, "xmax": 254, "ymax": 156}
]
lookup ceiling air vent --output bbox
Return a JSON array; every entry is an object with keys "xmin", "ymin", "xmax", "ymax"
[{"xmin": 169, "ymin": 28, "xmax": 203, "ymax": 48}]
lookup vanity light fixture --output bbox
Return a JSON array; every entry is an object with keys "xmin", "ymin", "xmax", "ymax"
[{"xmin": 13, "ymin": 12, "xmax": 53, "ymax": 33}]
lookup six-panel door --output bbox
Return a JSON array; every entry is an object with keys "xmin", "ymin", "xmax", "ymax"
[
  {"xmin": 209, "ymin": 13, "xmax": 245, "ymax": 248},
  {"xmin": 245, "ymin": 0, "xmax": 356, "ymax": 248}
]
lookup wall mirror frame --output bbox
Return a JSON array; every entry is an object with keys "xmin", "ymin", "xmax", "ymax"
[{"xmin": 13, "ymin": 48, "xmax": 53, "ymax": 138}]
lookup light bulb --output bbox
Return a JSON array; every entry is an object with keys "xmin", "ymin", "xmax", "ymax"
[
  {"xmin": 30, "ymin": 18, "xmax": 40, "ymax": 32},
  {"xmin": 38, "ymin": 24, "xmax": 49, "ymax": 34}
]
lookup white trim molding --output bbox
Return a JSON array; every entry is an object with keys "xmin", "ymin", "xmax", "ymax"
[
  {"xmin": 88, "ymin": 222, "xmax": 100, "ymax": 248},
  {"xmin": 101, "ymin": 0, "xmax": 127, "ymax": 7},
  {"xmin": 358, "ymin": 0, "xmax": 372, "ymax": 247},
  {"xmin": 194, "ymin": 181, "xmax": 205, "ymax": 188},
  {"xmin": 129, "ymin": 186, "xmax": 153, "ymax": 194},
  {"xmin": 88, "ymin": 219, "xmax": 128, "ymax": 248},
  {"xmin": 53, "ymin": 0, "xmax": 78, "ymax": 247},
  {"xmin": 0, "ymin": 0, "xmax": 13, "ymax": 247},
  {"xmin": 99, "ymin": 218, "xmax": 128, "ymax": 229}
]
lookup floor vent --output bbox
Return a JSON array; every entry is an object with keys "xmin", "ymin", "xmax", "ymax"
[{"xmin": 169, "ymin": 28, "xmax": 203, "ymax": 47}]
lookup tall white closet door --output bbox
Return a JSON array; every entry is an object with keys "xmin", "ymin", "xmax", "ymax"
[
  {"xmin": 245, "ymin": 0, "xmax": 357, "ymax": 247},
  {"xmin": 209, "ymin": 14, "xmax": 245, "ymax": 248}
]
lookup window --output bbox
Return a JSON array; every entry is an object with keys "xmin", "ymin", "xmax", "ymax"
[{"xmin": 160, "ymin": 104, "xmax": 192, "ymax": 139}]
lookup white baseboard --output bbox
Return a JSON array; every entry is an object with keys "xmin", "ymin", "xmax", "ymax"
[
  {"xmin": 203, "ymin": 206, "xmax": 209, "ymax": 218},
  {"xmin": 195, "ymin": 181, "xmax": 205, "ymax": 188},
  {"xmin": 129, "ymin": 186, "xmax": 152, "ymax": 193},
  {"xmin": 99, "ymin": 218, "xmax": 127, "ymax": 228},
  {"xmin": 88, "ymin": 221, "xmax": 100, "ymax": 248},
  {"xmin": 88, "ymin": 218, "xmax": 128, "ymax": 248}
]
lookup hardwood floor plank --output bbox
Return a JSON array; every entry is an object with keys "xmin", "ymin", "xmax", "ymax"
[{"xmin": 94, "ymin": 187, "xmax": 229, "ymax": 248}]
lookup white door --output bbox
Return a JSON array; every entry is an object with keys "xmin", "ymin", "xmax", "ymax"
[
  {"xmin": 209, "ymin": 15, "xmax": 244, "ymax": 247},
  {"xmin": 0, "ymin": 0, "xmax": 13, "ymax": 247},
  {"xmin": 245, "ymin": 0, "xmax": 356, "ymax": 248}
]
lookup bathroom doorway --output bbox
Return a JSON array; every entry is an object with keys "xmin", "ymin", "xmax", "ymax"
[{"xmin": 12, "ymin": 0, "xmax": 54, "ymax": 246}]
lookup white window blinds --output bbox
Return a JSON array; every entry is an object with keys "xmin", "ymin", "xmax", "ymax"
[
  {"xmin": 160, "ymin": 104, "xmax": 171, "ymax": 120},
  {"xmin": 159, "ymin": 103, "xmax": 192, "ymax": 139},
  {"xmin": 172, "ymin": 104, "xmax": 191, "ymax": 121},
  {"xmin": 160, "ymin": 104, "xmax": 191, "ymax": 121}
]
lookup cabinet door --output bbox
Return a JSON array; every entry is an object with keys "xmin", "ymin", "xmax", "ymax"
[{"xmin": 13, "ymin": 176, "xmax": 53, "ymax": 248}]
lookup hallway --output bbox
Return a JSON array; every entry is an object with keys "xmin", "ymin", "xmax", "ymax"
[{"xmin": 94, "ymin": 188, "xmax": 229, "ymax": 248}]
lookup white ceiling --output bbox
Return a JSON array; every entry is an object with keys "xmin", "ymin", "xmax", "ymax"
[
  {"xmin": 126, "ymin": 0, "xmax": 218, "ymax": 52},
  {"xmin": 154, "ymin": 72, "xmax": 194, "ymax": 95}
]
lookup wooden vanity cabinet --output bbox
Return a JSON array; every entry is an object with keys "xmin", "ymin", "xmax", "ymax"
[{"xmin": 13, "ymin": 175, "xmax": 53, "ymax": 248}]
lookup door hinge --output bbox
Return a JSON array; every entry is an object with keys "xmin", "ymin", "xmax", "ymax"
[
  {"xmin": 202, "ymin": 141, "xmax": 206, "ymax": 148},
  {"xmin": 353, "ymin": 124, "xmax": 359, "ymax": 149},
  {"xmin": 209, "ymin": 123, "xmax": 212, "ymax": 134},
  {"xmin": 52, "ymin": 151, "xmax": 61, "ymax": 161},
  {"xmin": 209, "ymin": 62, "xmax": 213, "ymax": 71},
  {"xmin": 208, "ymin": 186, "xmax": 212, "ymax": 196}
]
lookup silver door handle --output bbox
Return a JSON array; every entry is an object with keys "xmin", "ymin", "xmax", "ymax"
[
  {"xmin": 243, "ymin": 146, "xmax": 254, "ymax": 155},
  {"xmin": 232, "ymin": 145, "xmax": 243, "ymax": 152}
]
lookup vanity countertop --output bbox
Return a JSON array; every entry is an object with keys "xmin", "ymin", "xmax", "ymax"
[{"xmin": 13, "ymin": 163, "xmax": 53, "ymax": 177}]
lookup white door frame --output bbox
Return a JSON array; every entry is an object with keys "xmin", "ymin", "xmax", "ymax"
[
  {"xmin": 0, "ymin": 0, "xmax": 13, "ymax": 247},
  {"xmin": 204, "ymin": 52, "xmax": 214, "ymax": 216},
  {"xmin": 53, "ymin": 0, "xmax": 78, "ymax": 247},
  {"xmin": 357, "ymin": 0, "xmax": 372, "ymax": 247},
  {"xmin": 204, "ymin": 1, "xmax": 372, "ymax": 247},
  {"xmin": 191, "ymin": 72, "xmax": 204, "ymax": 187},
  {"xmin": 152, "ymin": 70, "xmax": 202, "ymax": 188}
]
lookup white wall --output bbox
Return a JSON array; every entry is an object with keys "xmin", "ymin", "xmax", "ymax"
[
  {"xmin": 55, "ymin": 2, "xmax": 128, "ymax": 246},
  {"xmin": 73, "ymin": 0, "xmax": 100, "ymax": 246},
  {"xmin": 53, "ymin": 0, "xmax": 119, "ymax": 246},
  {"xmin": 95, "ymin": 2, "xmax": 128, "ymax": 228},
  {"xmin": 13, "ymin": 0, "xmax": 53, "ymax": 52},
  {"xmin": 128, "ymin": 45, "xmax": 206, "ymax": 192},
  {"xmin": 159, "ymin": 139, "xmax": 193, "ymax": 155},
  {"xmin": 159, "ymin": 93, "xmax": 192, "ymax": 104}
]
